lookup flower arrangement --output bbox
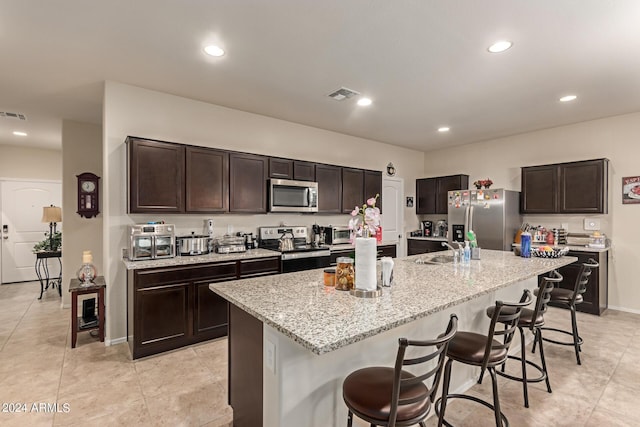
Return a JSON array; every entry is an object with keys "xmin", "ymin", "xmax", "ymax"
[
  {"xmin": 348, "ymin": 194, "xmax": 381, "ymax": 239},
  {"xmin": 473, "ymin": 178, "xmax": 493, "ymax": 189}
]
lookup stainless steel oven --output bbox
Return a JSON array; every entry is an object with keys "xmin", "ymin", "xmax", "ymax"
[
  {"xmin": 259, "ymin": 226, "xmax": 330, "ymax": 272},
  {"xmin": 269, "ymin": 179, "xmax": 318, "ymax": 213},
  {"xmin": 129, "ymin": 224, "xmax": 176, "ymax": 261}
]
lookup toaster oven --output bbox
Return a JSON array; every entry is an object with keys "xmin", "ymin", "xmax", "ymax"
[
  {"xmin": 128, "ymin": 224, "xmax": 176, "ymax": 261},
  {"xmin": 325, "ymin": 226, "xmax": 351, "ymax": 245}
]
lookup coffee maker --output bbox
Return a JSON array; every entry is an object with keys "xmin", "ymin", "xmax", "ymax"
[{"xmin": 421, "ymin": 220, "xmax": 433, "ymax": 237}]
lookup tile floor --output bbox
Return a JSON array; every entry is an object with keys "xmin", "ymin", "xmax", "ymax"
[{"xmin": 1, "ymin": 280, "xmax": 638, "ymax": 426}]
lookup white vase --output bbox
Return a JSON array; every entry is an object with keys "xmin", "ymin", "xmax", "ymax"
[{"xmin": 355, "ymin": 237, "xmax": 377, "ymax": 291}]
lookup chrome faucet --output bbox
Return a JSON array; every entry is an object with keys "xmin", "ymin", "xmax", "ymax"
[{"xmin": 441, "ymin": 241, "xmax": 459, "ymax": 257}]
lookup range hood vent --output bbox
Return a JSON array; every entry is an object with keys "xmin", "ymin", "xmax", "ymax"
[
  {"xmin": 328, "ymin": 87, "xmax": 360, "ymax": 101},
  {"xmin": 0, "ymin": 111, "xmax": 27, "ymax": 121}
]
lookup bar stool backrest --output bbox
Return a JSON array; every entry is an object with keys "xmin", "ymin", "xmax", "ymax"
[
  {"xmin": 388, "ymin": 314, "xmax": 458, "ymax": 427},
  {"xmin": 530, "ymin": 270, "xmax": 564, "ymax": 330},
  {"xmin": 482, "ymin": 289, "xmax": 532, "ymax": 373},
  {"xmin": 570, "ymin": 259, "xmax": 599, "ymax": 305}
]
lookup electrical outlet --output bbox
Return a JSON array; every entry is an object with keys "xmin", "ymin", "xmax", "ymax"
[
  {"xmin": 584, "ymin": 218, "xmax": 600, "ymax": 231},
  {"xmin": 265, "ymin": 339, "xmax": 276, "ymax": 374}
]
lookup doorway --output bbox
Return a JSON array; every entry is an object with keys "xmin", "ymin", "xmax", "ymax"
[
  {"xmin": 381, "ymin": 177, "xmax": 405, "ymax": 257},
  {"xmin": 1, "ymin": 179, "xmax": 62, "ymax": 283}
]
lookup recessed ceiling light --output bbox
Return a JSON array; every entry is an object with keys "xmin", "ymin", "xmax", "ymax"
[
  {"xmin": 204, "ymin": 45, "xmax": 225, "ymax": 57},
  {"xmin": 13, "ymin": 131, "xmax": 27, "ymax": 136},
  {"xmin": 559, "ymin": 95, "xmax": 577, "ymax": 102},
  {"xmin": 357, "ymin": 97, "xmax": 372, "ymax": 106},
  {"xmin": 438, "ymin": 127, "xmax": 450, "ymax": 132},
  {"xmin": 487, "ymin": 40, "xmax": 513, "ymax": 53}
]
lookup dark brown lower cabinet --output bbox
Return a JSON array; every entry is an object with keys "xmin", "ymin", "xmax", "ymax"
[
  {"xmin": 407, "ymin": 239, "xmax": 447, "ymax": 255},
  {"xmin": 543, "ymin": 250, "xmax": 608, "ymax": 315},
  {"xmin": 127, "ymin": 257, "xmax": 280, "ymax": 359}
]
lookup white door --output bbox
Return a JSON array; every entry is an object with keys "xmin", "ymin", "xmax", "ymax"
[
  {"xmin": 381, "ymin": 177, "xmax": 405, "ymax": 257},
  {"xmin": 1, "ymin": 180, "xmax": 62, "ymax": 284}
]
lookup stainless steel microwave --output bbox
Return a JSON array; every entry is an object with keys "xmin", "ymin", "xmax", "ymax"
[
  {"xmin": 269, "ymin": 179, "xmax": 318, "ymax": 213},
  {"xmin": 325, "ymin": 226, "xmax": 351, "ymax": 245}
]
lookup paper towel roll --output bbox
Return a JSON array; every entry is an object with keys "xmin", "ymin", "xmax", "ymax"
[{"xmin": 355, "ymin": 237, "xmax": 377, "ymax": 291}]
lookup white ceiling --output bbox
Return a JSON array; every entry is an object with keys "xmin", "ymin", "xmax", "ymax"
[{"xmin": 1, "ymin": 0, "xmax": 640, "ymax": 152}]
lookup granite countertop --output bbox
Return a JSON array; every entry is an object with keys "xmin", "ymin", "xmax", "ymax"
[
  {"xmin": 122, "ymin": 248, "xmax": 280, "ymax": 270},
  {"xmin": 210, "ymin": 250, "xmax": 576, "ymax": 355},
  {"xmin": 407, "ymin": 236, "xmax": 447, "ymax": 241}
]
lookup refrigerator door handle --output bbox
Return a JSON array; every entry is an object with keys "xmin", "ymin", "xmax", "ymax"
[
  {"xmin": 464, "ymin": 206, "xmax": 469, "ymax": 234},
  {"xmin": 469, "ymin": 205, "xmax": 474, "ymax": 232}
]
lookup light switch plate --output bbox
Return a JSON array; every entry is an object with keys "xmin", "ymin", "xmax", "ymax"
[
  {"xmin": 584, "ymin": 218, "xmax": 600, "ymax": 231},
  {"xmin": 265, "ymin": 339, "xmax": 276, "ymax": 374}
]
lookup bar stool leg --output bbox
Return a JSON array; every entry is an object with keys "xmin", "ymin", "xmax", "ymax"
[
  {"xmin": 488, "ymin": 367, "xmax": 504, "ymax": 427},
  {"xmin": 518, "ymin": 327, "xmax": 529, "ymax": 408},
  {"xmin": 347, "ymin": 410, "xmax": 353, "ymax": 427},
  {"xmin": 570, "ymin": 306, "xmax": 581, "ymax": 365},
  {"xmin": 436, "ymin": 358, "xmax": 453, "ymax": 427},
  {"xmin": 536, "ymin": 327, "xmax": 552, "ymax": 393}
]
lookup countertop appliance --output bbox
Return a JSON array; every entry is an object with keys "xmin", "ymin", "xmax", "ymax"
[
  {"xmin": 432, "ymin": 220, "xmax": 447, "ymax": 238},
  {"xmin": 176, "ymin": 232, "xmax": 210, "ymax": 256},
  {"xmin": 421, "ymin": 220, "xmax": 433, "ymax": 237},
  {"xmin": 269, "ymin": 179, "xmax": 318, "ymax": 213},
  {"xmin": 447, "ymin": 188, "xmax": 521, "ymax": 251},
  {"xmin": 128, "ymin": 224, "xmax": 175, "ymax": 261},
  {"xmin": 324, "ymin": 226, "xmax": 351, "ymax": 245},
  {"xmin": 215, "ymin": 235, "xmax": 247, "ymax": 254},
  {"xmin": 259, "ymin": 226, "xmax": 330, "ymax": 273}
]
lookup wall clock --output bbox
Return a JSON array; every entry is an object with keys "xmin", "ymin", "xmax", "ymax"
[{"xmin": 77, "ymin": 172, "xmax": 100, "ymax": 218}]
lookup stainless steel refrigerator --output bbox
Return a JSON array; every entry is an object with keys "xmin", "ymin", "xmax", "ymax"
[{"xmin": 447, "ymin": 189, "xmax": 521, "ymax": 251}]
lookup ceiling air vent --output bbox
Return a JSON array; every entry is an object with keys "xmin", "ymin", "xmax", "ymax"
[
  {"xmin": 328, "ymin": 87, "xmax": 360, "ymax": 101},
  {"xmin": 0, "ymin": 111, "xmax": 27, "ymax": 121}
]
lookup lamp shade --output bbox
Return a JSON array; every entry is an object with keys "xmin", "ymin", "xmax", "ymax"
[{"xmin": 42, "ymin": 206, "xmax": 62, "ymax": 223}]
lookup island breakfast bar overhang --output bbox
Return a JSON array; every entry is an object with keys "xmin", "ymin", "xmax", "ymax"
[{"xmin": 210, "ymin": 250, "xmax": 577, "ymax": 427}]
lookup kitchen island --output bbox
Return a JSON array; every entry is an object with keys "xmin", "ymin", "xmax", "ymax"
[{"xmin": 209, "ymin": 250, "xmax": 576, "ymax": 427}]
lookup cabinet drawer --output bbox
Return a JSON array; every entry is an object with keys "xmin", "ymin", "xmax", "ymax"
[
  {"xmin": 239, "ymin": 257, "xmax": 281, "ymax": 278},
  {"xmin": 135, "ymin": 262, "xmax": 238, "ymax": 288}
]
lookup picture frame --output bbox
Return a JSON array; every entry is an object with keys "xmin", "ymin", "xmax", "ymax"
[
  {"xmin": 406, "ymin": 196, "xmax": 414, "ymax": 208},
  {"xmin": 622, "ymin": 176, "xmax": 640, "ymax": 204}
]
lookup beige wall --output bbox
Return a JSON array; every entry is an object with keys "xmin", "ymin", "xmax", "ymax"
[
  {"xmin": 424, "ymin": 111, "xmax": 640, "ymax": 313},
  {"xmin": 0, "ymin": 145, "xmax": 61, "ymax": 180},
  {"xmin": 103, "ymin": 81, "xmax": 425, "ymax": 343},
  {"xmin": 61, "ymin": 120, "xmax": 103, "ymax": 308}
]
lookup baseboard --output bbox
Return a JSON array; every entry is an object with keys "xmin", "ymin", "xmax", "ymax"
[
  {"xmin": 106, "ymin": 336, "xmax": 127, "ymax": 346},
  {"xmin": 607, "ymin": 305, "xmax": 640, "ymax": 315}
]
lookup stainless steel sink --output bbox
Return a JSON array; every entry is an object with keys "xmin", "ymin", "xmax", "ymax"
[{"xmin": 414, "ymin": 255, "xmax": 455, "ymax": 265}]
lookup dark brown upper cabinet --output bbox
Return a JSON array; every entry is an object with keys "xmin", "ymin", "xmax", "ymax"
[
  {"xmin": 342, "ymin": 168, "xmax": 364, "ymax": 213},
  {"xmin": 185, "ymin": 147, "xmax": 229, "ymax": 213},
  {"xmin": 293, "ymin": 161, "xmax": 316, "ymax": 181},
  {"xmin": 316, "ymin": 164, "xmax": 342, "ymax": 213},
  {"xmin": 364, "ymin": 170, "xmax": 383, "ymax": 213},
  {"xmin": 229, "ymin": 152, "xmax": 268, "ymax": 213},
  {"xmin": 416, "ymin": 174, "xmax": 468, "ymax": 215},
  {"xmin": 521, "ymin": 159, "xmax": 608, "ymax": 214},
  {"xmin": 268, "ymin": 158, "xmax": 293, "ymax": 179},
  {"xmin": 520, "ymin": 165, "xmax": 558, "ymax": 213},
  {"xmin": 128, "ymin": 137, "xmax": 185, "ymax": 213}
]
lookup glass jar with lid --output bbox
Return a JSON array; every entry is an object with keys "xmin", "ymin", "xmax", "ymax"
[{"xmin": 335, "ymin": 257, "xmax": 355, "ymax": 291}]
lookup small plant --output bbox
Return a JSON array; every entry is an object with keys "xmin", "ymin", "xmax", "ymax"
[{"xmin": 33, "ymin": 231, "xmax": 62, "ymax": 252}]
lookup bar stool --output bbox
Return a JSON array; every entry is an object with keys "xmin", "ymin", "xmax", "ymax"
[
  {"xmin": 533, "ymin": 259, "xmax": 599, "ymax": 365},
  {"xmin": 435, "ymin": 290, "xmax": 532, "ymax": 427},
  {"xmin": 486, "ymin": 271, "xmax": 563, "ymax": 408},
  {"xmin": 342, "ymin": 314, "xmax": 458, "ymax": 427}
]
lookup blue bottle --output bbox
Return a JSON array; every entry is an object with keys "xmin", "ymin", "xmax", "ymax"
[{"xmin": 521, "ymin": 232, "xmax": 531, "ymax": 258}]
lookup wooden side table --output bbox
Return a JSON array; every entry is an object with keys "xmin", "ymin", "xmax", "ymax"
[{"xmin": 69, "ymin": 276, "xmax": 106, "ymax": 348}]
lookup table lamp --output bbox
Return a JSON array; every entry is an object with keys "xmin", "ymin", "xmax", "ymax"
[{"xmin": 41, "ymin": 205, "xmax": 62, "ymax": 251}]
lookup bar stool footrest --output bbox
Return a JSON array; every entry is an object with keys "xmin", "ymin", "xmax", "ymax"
[
  {"xmin": 497, "ymin": 355, "xmax": 550, "ymax": 387},
  {"xmin": 538, "ymin": 326, "xmax": 583, "ymax": 347},
  {"xmin": 435, "ymin": 394, "xmax": 509, "ymax": 427}
]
